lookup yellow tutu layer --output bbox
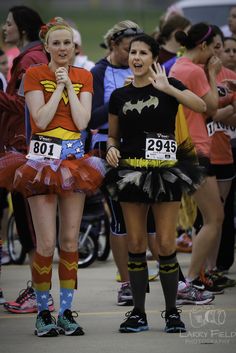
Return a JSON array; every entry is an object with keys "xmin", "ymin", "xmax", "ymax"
[{"xmin": 120, "ymin": 158, "xmax": 177, "ymax": 168}]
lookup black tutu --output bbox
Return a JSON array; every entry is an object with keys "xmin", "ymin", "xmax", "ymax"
[{"xmin": 102, "ymin": 141, "xmax": 206, "ymax": 203}]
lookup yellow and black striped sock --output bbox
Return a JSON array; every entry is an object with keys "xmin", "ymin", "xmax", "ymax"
[
  {"xmin": 128, "ymin": 252, "xmax": 148, "ymax": 313},
  {"xmin": 159, "ymin": 252, "xmax": 179, "ymax": 311}
]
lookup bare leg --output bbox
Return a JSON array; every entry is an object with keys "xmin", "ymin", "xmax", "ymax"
[
  {"xmin": 206, "ymin": 180, "xmax": 231, "ymax": 271},
  {"xmin": 187, "ymin": 176, "xmax": 224, "ymax": 280},
  {"xmin": 147, "ymin": 234, "xmax": 159, "ymax": 261},
  {"xmin": 28, "ymin": 194, "xmax": 58, "ymax": 256},
  {"xmin": 110, "ymin": 233, "xmax": 129, "ymax": 282},
  {"xmin": 151, "ymin": 202, "xmax": 180, "ymax": 256},
  {"xmin": 121, "ymin": 202, "xmax": 148, "ymax": 253},
  {"xmin": 58, "ymin": 192, "xmax": 85, "ymax": 251}
]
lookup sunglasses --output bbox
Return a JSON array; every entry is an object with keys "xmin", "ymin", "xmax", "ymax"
[{"xmin": 111, "ymin": 27, "xmax": 143, "ymax": 42}]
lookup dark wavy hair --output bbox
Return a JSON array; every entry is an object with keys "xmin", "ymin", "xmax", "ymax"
[
  {"xmin": 129, "ymin": 34, "xmax": 159, "ymax": 58},
  {"xmin": 175, "ymin": 22, "xmax": 216, "ymax": 50},
  {"xmin": 9, "ymin": 6, "xmax": 44, "ymax": 42}
]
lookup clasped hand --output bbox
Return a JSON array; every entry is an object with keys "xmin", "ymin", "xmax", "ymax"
[{"xmin": 55, "ymin": 67, "xmax": 71, "ymax": 87}]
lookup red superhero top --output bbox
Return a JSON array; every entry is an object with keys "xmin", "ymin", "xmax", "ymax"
[{"xmin": 24, "ymin": 63, "xmax": 93, "ymax": 134}]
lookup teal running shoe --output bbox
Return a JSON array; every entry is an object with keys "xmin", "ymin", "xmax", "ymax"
[
  {"xmin": 35, "ymin": 310, "xmax": 59, "ymax": 337},
  {"xmin": 57, "ymin": 309, "xmax": 84, "ymax": 336}
]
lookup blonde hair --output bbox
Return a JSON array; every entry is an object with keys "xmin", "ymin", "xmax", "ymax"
[
  {"xmin": 103, "ymin": 20, "xmax": 142, "ymax": 50},
  {"xmin": 39, "ymin": 17, "xmax": 73, "ymax": 44}
]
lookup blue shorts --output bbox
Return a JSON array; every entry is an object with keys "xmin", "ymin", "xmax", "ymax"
[{"xmin": 106, "ymin": 197, "xmax": 155, "ymax": 236}]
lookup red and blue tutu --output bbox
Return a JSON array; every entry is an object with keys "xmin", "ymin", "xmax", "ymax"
[{"xmin": 0, "ymin": 150, "xmax": 105, "ymax": 197}]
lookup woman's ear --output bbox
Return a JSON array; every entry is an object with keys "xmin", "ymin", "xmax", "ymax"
[
  {"xmin": 21, "ymin": 30, "xmax": 27, "ymax": 40},
  {"xmin": 200, "ymin": 42, "xmax": 207, "ymax": 51}
]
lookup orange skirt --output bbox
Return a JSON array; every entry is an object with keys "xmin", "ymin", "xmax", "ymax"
[{"xmin": 0, "ymin": 151, "xmax": 105, "ymax": 197}]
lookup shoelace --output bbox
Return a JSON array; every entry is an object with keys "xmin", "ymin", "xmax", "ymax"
[
  {"xmin": 123, "ymin": 310, "xmax": 141, "ymax": 321},
  {"xmin": 63, "ymin": 310, "xmax": 78, "ymax": 323},
  {"xmin": 16, "ymin": 286, "xmax": 34, "ymax": 304},
  {"xmin": 41, "ymin": 311, "xmax": 56, "ymax": 325},
  {"xmin": 124, "ymin": 310, "xmax": 134, "ymax": 318},
  {"xmin": 161, "ymin": 307, "xmax": 182, "ymax": 319}
]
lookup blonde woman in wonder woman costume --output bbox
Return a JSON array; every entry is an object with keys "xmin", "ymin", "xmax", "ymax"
[{"xmin": 0, "ymin": 17, "xmax": 104, "ymax": 337}]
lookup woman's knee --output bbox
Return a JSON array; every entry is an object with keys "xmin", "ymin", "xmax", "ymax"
[
  {"xmin": 203, "ymin": 204, "xmax": 224, "ymax": 227},
  {"xmin": 158, "ymin": 237, "xmax": 176, "ymax": 256},
  {"xmin": 128, "ymin": 237, "xmax": 146, "ymax": 254},
  {"xmin": 36, "ymin": 239, "xmax": 55, "ymax": 256},
  {"xmin": 60, "ymin": 238, "xmax": 78, "ymax": 252}
]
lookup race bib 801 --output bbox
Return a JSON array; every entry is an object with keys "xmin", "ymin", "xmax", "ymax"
[{"xmin": 27, "ymin": 135, "xmax": 62, "ymax": 159}]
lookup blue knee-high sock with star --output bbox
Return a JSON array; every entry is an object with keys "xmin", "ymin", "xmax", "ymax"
[
  {"xmin": 35, "ymin": 290, "xmax": 49, "ymax": 312},
  {"xmin": 59, "ymin": 288, "xmax": 74, "ymax": 315}
]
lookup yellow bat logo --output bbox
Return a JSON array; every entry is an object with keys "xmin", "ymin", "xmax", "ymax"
[
  {"xmin": 123, "ymin": 95, "xmax": 159, "ymax": 115},
  {"xmin": 40, "ymin": 80, "xmax": 83, "ymax": 104}
]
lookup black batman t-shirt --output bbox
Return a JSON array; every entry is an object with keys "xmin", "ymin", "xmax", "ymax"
[{"xmin": 109, "ymin": 78, "xmax": 187, "ymax": 159}]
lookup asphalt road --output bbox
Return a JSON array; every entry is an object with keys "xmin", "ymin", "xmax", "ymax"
[{"xmin": 0, "ymin": 252, "xmax": 236, "ymax": 353}]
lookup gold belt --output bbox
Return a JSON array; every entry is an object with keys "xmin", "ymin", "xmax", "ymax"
[
  {"xmin": 120, "ymin": 158, "xmax": 177, "ymax": 168},
  {"xmin": 35, "ymin": 127, "xmax": 81, "ymax": 140}
]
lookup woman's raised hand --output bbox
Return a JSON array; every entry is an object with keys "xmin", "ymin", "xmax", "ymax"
[{"xmin": 149, "ymin": 62, "xmax": 170, "ymax": 92}]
